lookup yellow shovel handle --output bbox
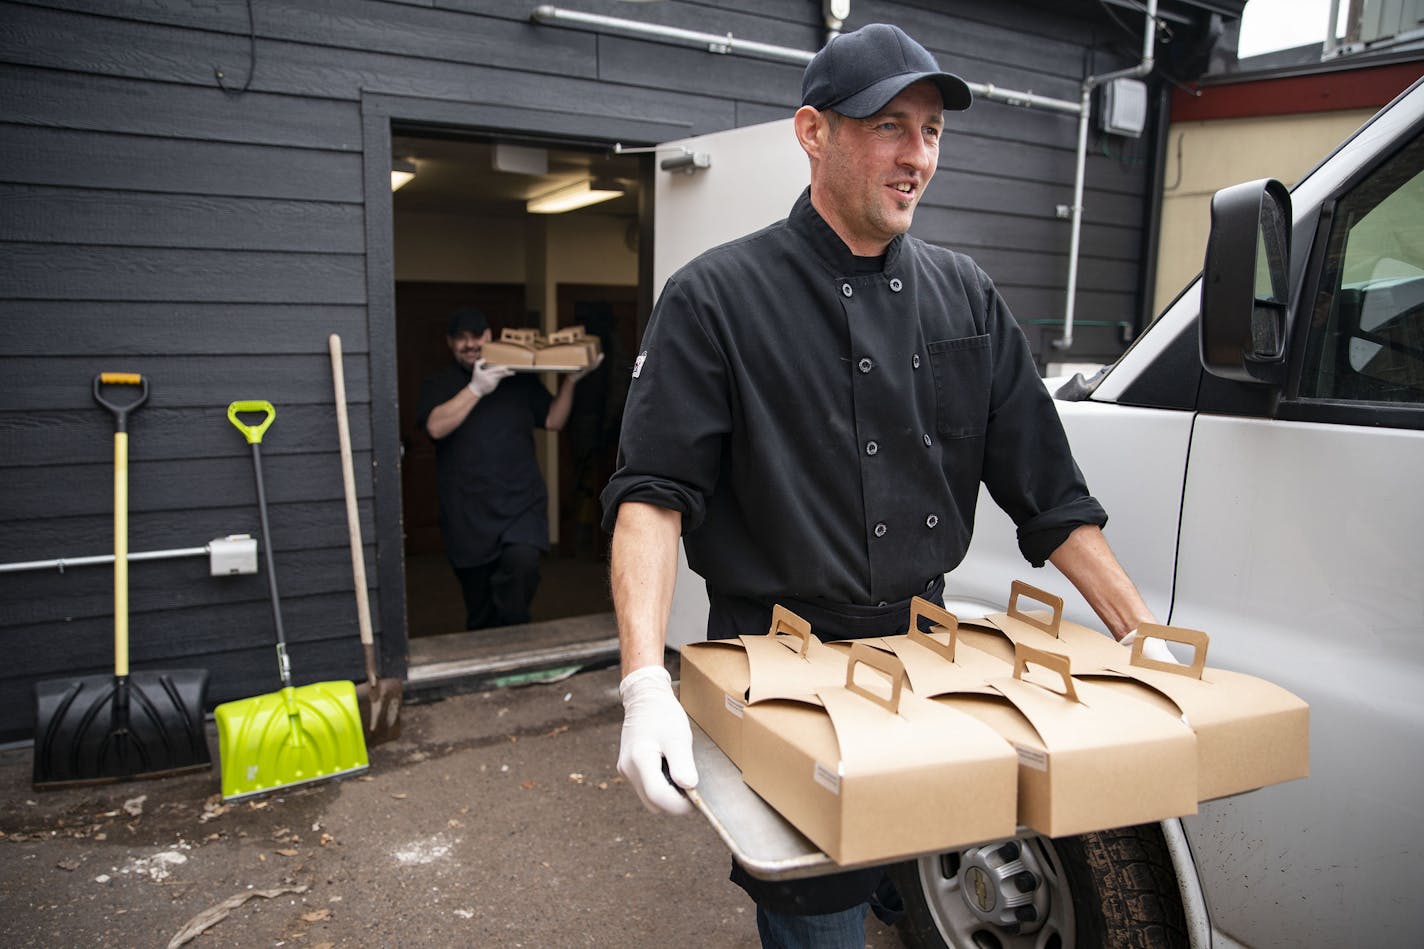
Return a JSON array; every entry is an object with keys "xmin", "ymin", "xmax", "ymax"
[{"xmin": 227, "ymin": 400, "xmax": 276, "ymax": 444}]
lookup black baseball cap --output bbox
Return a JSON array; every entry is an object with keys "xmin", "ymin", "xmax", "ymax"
[
  {"xmin": 447, "ymin": 306, "xmax": 489, "ymax": 336},
  {"xmin": 801, "ymin": 23, "xmax": 972, "ymax": 118}
]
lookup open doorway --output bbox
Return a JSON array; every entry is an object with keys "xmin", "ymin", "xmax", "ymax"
[{"xmin": 390, "ymin": 130, "xmax": 642, "ymax": 639}]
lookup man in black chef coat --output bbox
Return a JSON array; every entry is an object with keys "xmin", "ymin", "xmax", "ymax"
[
  {"xmin": 417, "ymin": 307, "xmax": 594, "ymax": 630},
  {"xmin": 600, "ymin": 23, "xmax": 1158, "ymax": 949}
]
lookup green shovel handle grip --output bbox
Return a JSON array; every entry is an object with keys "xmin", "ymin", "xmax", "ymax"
[{"xmin": 227, "ymin": 400, "xmax": 276, "ymax": 444}]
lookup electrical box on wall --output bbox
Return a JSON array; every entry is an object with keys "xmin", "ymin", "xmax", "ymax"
[{"xmin": 1098, "ymin": 77, "xmax": 1148, "ymax": 138}]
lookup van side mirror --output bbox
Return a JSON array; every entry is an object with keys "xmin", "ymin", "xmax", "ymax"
[{"xmin": 1201, "ymin": 179, "xmax": 1292, "ymax": 385}]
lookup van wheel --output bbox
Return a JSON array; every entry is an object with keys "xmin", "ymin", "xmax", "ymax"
[{"xmin": 889, "ymin": 824, "xmax": 1187, "ymax": 949}]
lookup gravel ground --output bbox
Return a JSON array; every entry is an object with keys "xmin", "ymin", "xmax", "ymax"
[{"xmin": 0, "ymin": 662, "xmax": 903, "ymax": 948}]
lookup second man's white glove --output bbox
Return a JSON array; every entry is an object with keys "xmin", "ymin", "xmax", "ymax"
[
  {"xmin": 468, "ymin": 359, "xmax": 514, "ymax": 398},
  {"xmin": 617, "ymin": 665, "xmax": 698, "ymax": 816},
  {"xmin": 1121, "ymin": 628, "xmax": 1181, "ymax": 665}
]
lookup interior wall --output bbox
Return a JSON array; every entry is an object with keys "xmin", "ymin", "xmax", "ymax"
[
  {"xmin": 1153, "ymin": 109, "xmax": 1374, "ymax": 316},
  {"xmin": 392, "ymin": 210, "xmax": 637, "ymax": 285}
]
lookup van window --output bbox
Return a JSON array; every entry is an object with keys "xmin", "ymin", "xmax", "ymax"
[{"xmin": 1300, "ymin": 134, "xmax": 1424, "ymax": 405}]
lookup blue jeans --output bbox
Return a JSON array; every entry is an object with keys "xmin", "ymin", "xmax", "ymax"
[{"xmin": 756, "ymin": 903, "xmax": 869, "ymax": 949}]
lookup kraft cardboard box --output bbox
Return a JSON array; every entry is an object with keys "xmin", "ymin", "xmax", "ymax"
[
  {"xmin": 739, "ymin": 643, "xmax": 1019, "ymax": 867},
  {"xmin": 1075, "ymin": 623, "xmax": 1309, "ymax": 801},
  {"xmin": 679, "ymin": 605, "xmax": 849, "ymax": 767},
  {"xmin": 930, "ymin": 642, "xmax": 1199, "ymax": 838},
  {"xmin": 856, "ymin": 597, "xmax": 1015, "ymax": 697},
  {"xmin": 538, "ymin": 326, "xmax": 601, "ymax": 367},
  {"xmin": 481, "ymin": 327, "xmax": 544, "ymax": 367},
  {"xmin": 953, "ymin": 580, "xmax": 1131, "ymax": 671}
]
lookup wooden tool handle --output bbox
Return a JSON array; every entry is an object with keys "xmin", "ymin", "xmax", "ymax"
[{"xmin": 329, "ymin": 336, "xmax": 377, "ymax": 671}]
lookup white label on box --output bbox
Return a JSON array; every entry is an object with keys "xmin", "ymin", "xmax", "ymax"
[
  {"xmin": 723, "ymin": 693, "xmax": 745, "ymax": 718},
  {"xmin": 1013, "ymin": 743, "xmax": 1049, "ymax": 772},
  {"xmin": 814, "ymin": 762, "xmax": 841, "ymax": 795}
]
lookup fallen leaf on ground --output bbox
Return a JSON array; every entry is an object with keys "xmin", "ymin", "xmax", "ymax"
[
  {"xmin": 57, "ymin": 859, "xmax": 80, "ymax": 871},
  {"xmin": 521, "ymin": 780, "xmax": 537, "ymax": 790},
  {"xmin": 165, "ymin": 884, "xmax": 308, "ymax": 948},
  {"xmin": 301, "ymin": 909, "xmax": 332, "ymax": 922},
  {"xmin": 545, "ymin": 724, "xmax": 570, "ymax": 737},
  {"xmin": 319, "ymin": 833, "xmax": 334, "ymax": 847},
  {"xmin": 274, "ymin": 849, "xmax": 299, "ymax": 857},
  {"xmin": 123, "ymin": 796, "xmax": 147, "ymax": 817},
  {"xmin": 390, "ymin": 793, "xmax": 408, "ymax": 800}
]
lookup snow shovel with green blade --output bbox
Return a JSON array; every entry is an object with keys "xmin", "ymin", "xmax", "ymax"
[{"xmin": 215, "ymin": 400, "xmax": 368, "ymax": 801}]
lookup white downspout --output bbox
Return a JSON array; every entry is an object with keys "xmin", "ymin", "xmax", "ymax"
[{"xmin": 1054, "ymin": 0, "xmax": 1158, "ymax": 352}]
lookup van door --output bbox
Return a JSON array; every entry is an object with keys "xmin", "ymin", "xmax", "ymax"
[
  {"xmin": 1176, "ymin": 127, "xmax": 1424, "ymax": 946},
  {"xmin": 647, "ymin": 120, "xmax": 809, "ymax": 648}
]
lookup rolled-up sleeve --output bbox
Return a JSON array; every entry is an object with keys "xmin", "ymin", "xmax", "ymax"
[
  {"xmin": 973, "ymin": 267, "xmax": 1107, "ymax": 566},
  {"xmin": 600, "ymin": 275, "xmax": 731, "ymax": 533}
]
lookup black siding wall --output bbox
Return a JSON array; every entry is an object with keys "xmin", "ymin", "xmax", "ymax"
[{"xmin": 0, "ymin": 0, "xmax": 1178, "ymax": 741}]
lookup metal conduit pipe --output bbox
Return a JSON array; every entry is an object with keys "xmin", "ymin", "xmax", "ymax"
[
  {"xmin": 1055, "ymin": 0, "xmax": 1159, "ymax": 352},
  {"xmin": 531, "ymin": 5, "xmax": 816, "ymax": 63},
  {"xmin": 530, "ymin": 4, "xmax": 1160, "ymax": 359}
]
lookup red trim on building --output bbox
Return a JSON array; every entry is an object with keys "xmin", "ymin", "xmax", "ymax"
[{"xmin": 1172, "ymin": 62, "xmax": 1423, "ymax": 121}]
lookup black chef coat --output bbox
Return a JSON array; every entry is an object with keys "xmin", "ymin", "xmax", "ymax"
[
  {"xmin": 601, "ymin": 188, "xmax": 1104, "ymax": 606},
  {"xmin": 416, "ymin": 365, "xmax": 554, "ymax": 568}
]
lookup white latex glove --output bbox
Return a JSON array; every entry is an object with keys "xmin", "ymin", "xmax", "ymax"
[
  {"xmin": 617, "ymin": 665, "xmax": 698, "ymax": 816},
  {"xmin": 468, "ymin": 359, "xmax": 514, "ymax": 398},
  {"xmin": 1121, "ymin": 628, "xmax": 1181, "ymax": 665}
]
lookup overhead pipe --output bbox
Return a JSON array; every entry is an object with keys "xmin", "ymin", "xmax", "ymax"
[
  {"xmin": 531, "ymin": 3, "xmax": 1160, "ymax": 356},
  {"xmin": 1055, "ymin": 0, "xmax": 1159, "ymax": 352},
  {"xmin": 531, "ymin": 5, "xmax": 816, "ymax": 63}
]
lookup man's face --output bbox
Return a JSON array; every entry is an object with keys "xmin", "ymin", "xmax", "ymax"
[
  {"xmin": 448, "ymin": 328, "xmax": 491, "ymax": 371},
  {"xmin": 814, "ymin": 80, "xmax": 945, "ymax": 255}
]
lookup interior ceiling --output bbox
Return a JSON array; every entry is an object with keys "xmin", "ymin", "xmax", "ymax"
[{"xmin": 390, "ymin": 134, "xmax": 643, "ymax": 217}]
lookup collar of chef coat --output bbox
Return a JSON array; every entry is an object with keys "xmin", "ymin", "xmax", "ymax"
[{"xmin": 787, "ymin": 187, "xmax": 906, "ymax": 276}]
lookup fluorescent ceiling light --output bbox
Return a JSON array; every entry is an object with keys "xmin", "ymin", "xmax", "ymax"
[
  {"xmin": 391, "ymin": 158, "xmax": 417, "ymax": 191},
  {"xmin": 527, "ymin": 178, "xmax": 624, "ymax": 214}
]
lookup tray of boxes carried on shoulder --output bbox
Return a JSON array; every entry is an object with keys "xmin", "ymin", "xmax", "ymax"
[{"xmin": 481, "ymin": 325, "xmax": 602, "ymax": 372}]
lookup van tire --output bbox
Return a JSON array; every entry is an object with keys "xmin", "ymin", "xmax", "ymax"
[{"xmin": 890, "ymin": 824, "xmax": 1188, "ymax": 949}]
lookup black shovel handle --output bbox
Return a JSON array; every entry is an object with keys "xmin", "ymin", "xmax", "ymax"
[{"xmin": 93, "ymin": 372, "xmax": 149, "ymax": 432}]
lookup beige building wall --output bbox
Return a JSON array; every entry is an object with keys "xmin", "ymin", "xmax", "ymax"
[
  {"xmin": 393, "ymin": 209, "xmax": 637, "ymax": 286},
  {"xmin": 1154, "ymin": 109, "xmax": 1375, "ymax": 317}
]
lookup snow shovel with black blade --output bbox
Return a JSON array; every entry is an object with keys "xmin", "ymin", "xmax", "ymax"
[
  {"xmin": 215, "ymin": 400, "xmax": 368, "ymax": 801},
  {"xmin": 33, "ymin": 373, "xmax": 212, "ymax": 788}
]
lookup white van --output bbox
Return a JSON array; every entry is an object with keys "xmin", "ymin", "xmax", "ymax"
[{"xmin": 896, "ymin": 77, "xmax": 1424, "ymax": 948}]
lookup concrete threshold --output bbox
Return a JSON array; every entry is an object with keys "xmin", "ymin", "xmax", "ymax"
[{"xmin": 404, "ymin": 610, "xmax": 620, "ymax": 701}]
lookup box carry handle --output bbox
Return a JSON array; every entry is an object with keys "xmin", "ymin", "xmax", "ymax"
[
  {"xmin": 1012, "ymin": 643, "xmax": 1080, "ymax": 704},
  {"xmin": 1007, "ymin": 580, "xmax": 1063, "ymax": 637},
  {"xmin": 548, "ymin": 326, "xmax": 586, "ymax": 343},
  {"xmin": 907, "ymin": 596, "xmax": 960, "ymax": 662},
  {"xmin": 845, "ymin": 642, "xmax": 906, "ymax": 714},
  {"xmin": 1130, "ymin": 623, "xmax": 1209, "ymax": 680},
  {"xmin": 501, "ymin": 327, "xmax": 543, "ymax": 344},
  {"xmin": 768, "ymin": 603, "xmax": 814, "ymax": 659}
]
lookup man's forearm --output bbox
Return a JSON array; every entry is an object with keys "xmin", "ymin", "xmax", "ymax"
[
  {"xmin": 545, "ymin": 377, "xmax": 576, "ymax": 432},
  {"xmin": 1047, "ymin": 524, "xmax": 1155, "ymax": 640},
  {"xmin": 425, "ymin": 389, "xmax": 478, "ymax": 440},
  {"xmin": 610, "ymin": 501, "xmax": 683, "ymax": 676}
]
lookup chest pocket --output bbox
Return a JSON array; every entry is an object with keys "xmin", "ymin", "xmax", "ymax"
[{"xmin": 929, "ymin": 335, "xmax": 991, "ymax": 438}]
